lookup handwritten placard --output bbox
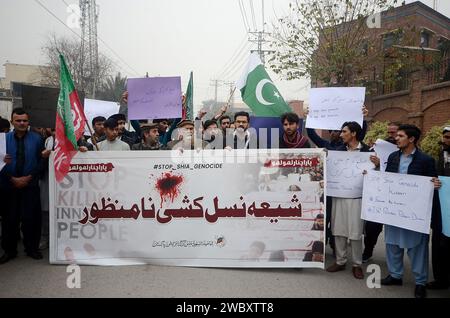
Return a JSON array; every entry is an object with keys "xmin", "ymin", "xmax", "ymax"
[
  {"xmin": 127, "ymin": 77, "xmax": 182, "ymax": 120},
  {"xmin": 361, "ymin": 170, "xmax": 434, "ymax": 234},
  {"xmin": 438, "ymin": 176, "xmax": 450, "ymax": 237},
  {"xmin": 326, "ymin": 151, "xmax": 374, "ymax": 198},
  {"xmin": 307, "ymin": 87, "xmax": 365, "ymax": 130},
  {"xmin": 373, "ymin": 139, "xmax": 398, "ymax": 172}
]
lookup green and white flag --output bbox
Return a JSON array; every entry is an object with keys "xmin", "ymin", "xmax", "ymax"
[{"xmin": 237, "ymin": 52, "xmax": 292, "ymax": 117}]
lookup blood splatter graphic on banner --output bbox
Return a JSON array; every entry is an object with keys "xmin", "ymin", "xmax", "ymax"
[{"xmin": 155, "ymin": 172, "xmax": 184, "ymax": 207}]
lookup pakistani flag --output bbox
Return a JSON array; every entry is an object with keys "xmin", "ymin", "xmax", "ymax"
[
  {"xmin": 54, "ymin": 54, "xmax": 86, "ymax": 182},
  {"xmin": 237, "ymin": 52, "xmax": 292, "ymax": 117}
]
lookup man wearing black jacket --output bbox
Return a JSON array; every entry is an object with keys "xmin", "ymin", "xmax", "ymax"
[{"xmin": 380, "ymin": 124, "xmax": 441, "ymax": 298}]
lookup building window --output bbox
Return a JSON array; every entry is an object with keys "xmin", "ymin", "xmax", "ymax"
[
  {"xmin": 361, "ymin": 40, "xmax": 369, "ymax": 56},
  {"xmin": 383, "ymin": 33, "xmax": 395, "ymax": 49},
  {"xmin": 420, "ymin": 31, "xmax": 431, "ymax": 48},
  {"xmin": 383, "ymin": 30, "xmax": 403, "ymax": 49}
]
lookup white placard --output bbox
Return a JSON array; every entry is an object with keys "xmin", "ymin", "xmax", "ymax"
[
  {"xmin": 306, "ymin": 87, "xmax": 365, "ymax": 130},
  {"xmin": 83, "ymin": 99, "xmax": 120, "ymax": 134},
  {"xmin": 373, "ymin": 139, "xmax": 398, "ymax": 172},
  {"xmin": 361, "ymin": 170, "xmax": 434, "ymax": 234},
  {"xmin": 0, "ymin": 133, "xmax": 6, "ymax": 171},
  {"xmin": 326, "ymin": 151, "xmax": 374, "ymax": 198}
]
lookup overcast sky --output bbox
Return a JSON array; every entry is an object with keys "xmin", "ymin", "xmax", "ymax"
[{"xmin": 1, "ymin": 0, "xmax": 449, "ymax": 110}]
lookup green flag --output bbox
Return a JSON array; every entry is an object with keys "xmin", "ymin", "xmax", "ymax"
[
  {"xmin": 237, "ymin": 53, "xmax": 292, "ymax": 117},
  {"xmin": 54, "ymin": 54, "xmax": 87, "ymax": 182},
  {"xmin": 183, "ymin": 71, "xmax": 193, "ymax": 120}
]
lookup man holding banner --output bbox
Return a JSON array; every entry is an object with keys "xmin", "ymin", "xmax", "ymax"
[{"xmin": 380, "ymin": 124, "xmax": 441, "ymax": 298}]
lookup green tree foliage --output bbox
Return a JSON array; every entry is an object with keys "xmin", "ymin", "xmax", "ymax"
[
  {"xmin": 420, "ymin": 121, "xmax": 450, "ymax": 160},
  {"xmin": 40, "ymin": 34, "xmax": 113, "ymax": 97},
  {"xmin": 97, "ymin": 72, "xmax": 127, "ymax": 102},
  {"xmin": 364, "ymin": 121, "xmax": 388, "ymax": 146},
  {"xmin": 269, "ymin": 0, "xmax": 400, "ymax": 86}
]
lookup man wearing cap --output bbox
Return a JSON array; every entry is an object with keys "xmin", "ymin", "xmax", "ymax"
[
  {"xmin": 97, "ymin": 118, "xmax": 130, "ymax": 151},
  {"xmin": 428, "ymin": 125, "xmax": 450, "ymax": 290},
  {"xmin": 166, "ymin": 119, "xmax": 207, "ymax": 150},
  {"xmin": 132, "ymin": 123, "xmax": 161, "ymax": 151},
  {"xmin": 108, "ymin": 114, "xmax": 137, "ymax": 148}
]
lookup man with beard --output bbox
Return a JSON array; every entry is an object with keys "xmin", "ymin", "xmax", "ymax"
[
  {"xmin": 166, "ymin": 120, "xmax": 208, "ymax": 151},
  {"xmin": 224, "ymin": 112, "xmax": 258, "ymax": 149},
  {"xmin": 279, "ymin": 112, "xmax": 310, "ymax": 149},
  {"xmin": 219, "ymin": 115, "xmax": 231, "ymax": 133},
  {"xmin": 132, "ymin": 123, "xmax": 161, "ymax": 150},
  {"xmin": 386, "ymin": 122, "xmax": 400, "ymax": 144}
]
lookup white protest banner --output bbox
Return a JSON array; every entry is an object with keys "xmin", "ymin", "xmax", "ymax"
[
  {"xmin": 83, "ymin": 99, "xmax": 120, "ymax": 135},
  {"xmin": 361, "ymin": 170, "xmax": 434, "ymax": 234},
  {"xmin": 306, "ymin": 87, "xmax": 365, "ymax": 130},
  {"xmin": 326, "ymin": 151, "xmax": 374, "ymax": 198},
  {"xmin": 373, "ymin": 139, "xmax": 398, "ymax": 171},
  {"xmin": 0, "ymin": 133, "xmax": 6, "ymax": 171},
  {"xmin": 50, "ymin": 149, "xmax": 326, "ymax": 268}
]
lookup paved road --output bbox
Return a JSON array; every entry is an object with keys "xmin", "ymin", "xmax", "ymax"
[{"xmin": 1, "ymin": 237, "xmax": 449, "ymax": 298}]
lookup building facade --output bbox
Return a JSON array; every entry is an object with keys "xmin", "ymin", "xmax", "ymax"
[{"xmin": 314, "ymin": 1, "xmax": 450, "ymax": 132}]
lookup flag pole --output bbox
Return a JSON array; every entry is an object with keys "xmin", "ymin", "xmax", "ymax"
[
  {"xmin": 226, "ymin": 86, "xmax": 236, "ymax": 107},
  {"xmin": 85, "ymin": 118, "xmax": 99, "ymax": 151}
]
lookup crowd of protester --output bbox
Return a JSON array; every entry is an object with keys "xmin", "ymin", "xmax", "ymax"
[{"xmin": 0, "ymin": 92, "xmax": 449, "ymax": 298}]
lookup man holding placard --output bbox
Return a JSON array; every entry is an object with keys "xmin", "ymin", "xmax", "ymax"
[
  {"xmin": 305, "ymin": 105, "xmax": 369, "ymax": 256},
  {"xmin": 379, "ymin": 124, "xmax": 441, "ymax": 298},
  {"xmin": 326, "ymin": 121, "xmax": 374, "ymax": 280}
]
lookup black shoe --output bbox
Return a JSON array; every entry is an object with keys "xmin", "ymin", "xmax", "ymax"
[
  {"xmin": 0, "ymin": 253, "xmax": 17, "ymax": 264},
  {"xmin": 362, "ymin": 253, "xmax": 372, "ymax": 263},
  {"xmin": 381, "ymin": 275, "xmax": 403, "ymax": 286},
  {"xmin": 415, "ymin": 285, "xmax": 427, "ymax": 298},
  {"xmin": 426, "ymin": 281, "xmax": 449, "ymax": 290},
  {"xmin": 26, "ymin": 251, "xmax": 43, "ymax": 260}
]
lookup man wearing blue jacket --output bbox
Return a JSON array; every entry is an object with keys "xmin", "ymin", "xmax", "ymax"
[{"xmin": 0, "ymin": 108, "xmax": 45, "ymax": 264}]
